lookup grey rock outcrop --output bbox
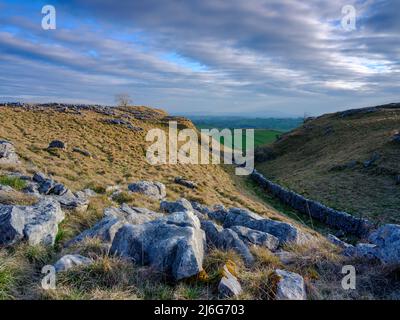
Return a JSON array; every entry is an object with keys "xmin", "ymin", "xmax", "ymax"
[
  {"xmin": 343, "ymin": 243, "xmax": 378, "ymax": 260},
  {"xmin": 66, "ymin": 216, "xmax": 123, "ymax": 248},
  {"xmin": 105, "ymin": 204, "xmax": 163, "ymax": 225},
  {"xmin": 274, "ymin": 269, "xmax": 306, "ymax": 300},
  {"xmin": 67, "ymin": 204, "xmax": 163, "ymax": 248},
  {"xmin": 0, "ymin": 140, "xmax": 19, "ymax": 164},
  {"xmin": 0, "ymin": 199, "xmax": 64, "ymax": 246},
  {"xmin": 128, "ymin": 181, "xmax": 166, "ymax": 200},
  {"xmin": 160, "ymin": 198, "xmax": 193, "ymax": 213},
  {"xmin": 368, "ymin": 224, "xmax": 400, "ymax": 264},
  {"xmin": 54, "ymin": 254, "xmax": 93, "ymax": 272},
  {"xmin": 223, "ymin": 207, "xmax": 309, "ymax": 245},
  {"xmin": 201, "ymin": 220, "xmax": 223, "ymax": 247},
  {"xmin": 208, "ymin": 205, "xmax": 228, "ymax": 224},
  {"xmin": 110, "ymin": 211, "xmax": 205, "ymax": 280},
  {"xmin": 230, "ymin": 225, "xmax": 279, "ymax": 251},
  {"xmin": 32, "ymin": 172, "xmax": 89, "ymax": 212},
  {"xmin": 54, "ymin": 191, "xmax": 89, "ymax": 213}
]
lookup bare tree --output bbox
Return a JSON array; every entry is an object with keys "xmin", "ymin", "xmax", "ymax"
[{"xmin": 115, "ymin": 93, "xmax": 132, "ymax": 107}]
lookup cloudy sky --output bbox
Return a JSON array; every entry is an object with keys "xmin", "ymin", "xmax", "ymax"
[{"xmin": 0, "ymin": 0, "xmax": 399, "ymax": 116}]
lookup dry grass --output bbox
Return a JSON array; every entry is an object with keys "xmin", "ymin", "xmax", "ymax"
[
  {"xmin": 0, "ymin": 191, "xmax": 38, "ymax": 206},
  {"xmin": 1, "ymin": 105, "xmax": 398, "ymax": 300},
  {"xmin": 0, "ymin": 106, "xmax": 281, "ymax": 217}
]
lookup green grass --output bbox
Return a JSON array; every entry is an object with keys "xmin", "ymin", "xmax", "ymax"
[
  {"xmin": 200, "ymin": 128, "xmax": 281, "ymax": 150},
  {"xmin": 0, "ymin": 175, "xmax": 27, "ymax": 191}
]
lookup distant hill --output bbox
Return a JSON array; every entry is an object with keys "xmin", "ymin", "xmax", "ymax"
[
  {"xmin": 189, "ymin": 116, "xmax": 303, "ymax": 132},
  {"xmin": 255, "ymin": 103, "xmax": 400, "ymax": 224}
]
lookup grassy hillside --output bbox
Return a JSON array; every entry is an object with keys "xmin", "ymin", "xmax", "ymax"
[
  {"xmin": 255, "ymin": 103, "xmax": 400, "ymax": 224},
  {"xmin": 1, "ymin": 104, "xmax": 397, "ymax": 300}
]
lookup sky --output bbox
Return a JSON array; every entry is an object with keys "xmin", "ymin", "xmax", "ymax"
[{"xmin": 0, "ymin": 0, "xmax": 399, "ymax": 117}]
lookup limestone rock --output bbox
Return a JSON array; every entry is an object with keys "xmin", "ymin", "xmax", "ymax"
[
  {"xmin": 275, "ymin": 269, "xmax": 306, "ymax": 300},
  {"xmin": 54, "ymin": 254, "xmax": 93, "ymax": 272},
  {"xmin": 0, "ymin": 140, "xmax": 19, "ymax": 164},
  {"xmin": 368, "ymin": 224, "xmax": 400, "ymax": 264},
  {"xmin": 223, "ymin": 208, "xmax": 309, "ymax": 245},
  {"xmin": 230, "ymin": 225, "xmax": 279, "ymax": 251},
  {"xmin": 104, "ymin": 204, "xmax": 162, "ymax": 225},
  {"xmin": 217, "ymin": 228, "xmax": 254, "ymax": 266},
  {"xmin": 160, "ymin": 198, "xmax": 193, "ymax": 213},
  {"xmin": 201, "ymin": 220, "xmax": 223, "ymax": 247},
  {"xmin": 66, "ymin": 216, "xmax": 123, "ymax": 248},
  {"xmin": 218, "ymin": 265, "xmax": 242, "ymax": 298},
  {"xmin": 343, "ymin": 243, "xmax": 378, "ymax": 260},
  {"xmin": 128, "ymin": 181, "xmax": 166, "ymax": 200},
  {"xmin": 110, "ymin": 211, "xmax": 205, "ymax": 280},
  {"xmin": 0, "ymin": 199, "xmax": 64, "ymax": 246}
]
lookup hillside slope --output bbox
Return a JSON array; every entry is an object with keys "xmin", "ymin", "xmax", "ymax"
[
  {"xmin": 255, "ymin": 103, "xmax": 400, "ymax": 224},
  {"xmin": 1, "ymin": 103, "xmax": 399, "ymax": 301}
]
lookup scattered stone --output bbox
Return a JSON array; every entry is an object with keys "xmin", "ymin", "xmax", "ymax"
[
  {"xmin": 102, "ymin": 118, "xmax": 143, "ymax": 131},
  {"xmin": 160, "ymin": 198, "xmax": 193, "ymax": 213},
  {"xmin": 218, "ymin": 265, "xmax": 242, "ymax": 298},
  {"xmin": 110, "ymin": 211, "xmax": 205, "ymax": 280},
  {"xmin": 230, "ymin": 225, "xmax": 280, "ymax": 251},
  {"xmin": 128, "ymin": 181, "xmax": 166, "ymax": 200},
  {"xmin": 54, "ymin": 254, "xmax": 93, "ymax": 272},
  {"xmin": 274, "ymin": 269, "xmax": 307, "ymax": 300},
  {"xmin": 174, "ymin": 177, "xmax": 197, "ymax": 189},
  {"xmin": 0, "ymin": 199, "xmax": 64, "ymax": 246},
  {"xmin": 72, "ymin": 147, "xmax": 92, "ymax": 157},
  {"xmin": 48, "ymin": 140, "xmax": 66, "ymax": 149},
  {"xmin": 0, "ymin": 140, "xmax": 19, "ymax": 164},
  {"xmin": 327, "ymin": 234, "xmax": 353, "ymax": 249},
  {"xmin": 53, "ymin": 191, "xmax": 89, "ymax": 213}
]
